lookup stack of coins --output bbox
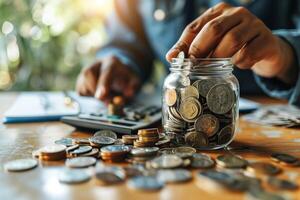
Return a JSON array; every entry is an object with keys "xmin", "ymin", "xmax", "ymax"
[
  {"xmin": 108, "ymin": 96, "xmax": 125, "ymax": 116},
  {"xmin": 134, "ymin": 128, "xmax": 160, "ymax": 147},
  {"xmin": 122, "ymin": 135, "xmax": 138, "ymax": 145},
  {"xmin": 100, "ymin": 145, "xmax": 132, "ymax": 162},
  {"xmin": 163, "ymin": 54, "xmax": 237, "ymax": 149},
  {"xmin": 34, "ymin": 144, "xmax": 67, "ymax": 161}
]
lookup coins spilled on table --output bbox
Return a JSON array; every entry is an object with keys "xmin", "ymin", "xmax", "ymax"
[
  {"xmin": 2, "ymin": 127, "xmax": 300, "ymax": 199},
  {"xmin": 162, "ymin": 51, "xmax": 238, "ymax": 149}
]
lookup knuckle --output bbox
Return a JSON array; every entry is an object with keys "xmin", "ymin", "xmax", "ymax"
[
  {"xmin": 190, "ymin": 45, "xmax": 202, "ymax": 55},
  {"xmin": 234, "ymin": 6, "xmax": 248, "ymax": 15},
  {"xmin": 185, "ymin": 22, "xmax": 200, "ymax": 34},
  {"xmin": 206, "ymin": 20, "xmax": 224, "ymax": 35},
  {"xmin": 217, "ymin": 2, "xmax": 230, "ymax": 9}
]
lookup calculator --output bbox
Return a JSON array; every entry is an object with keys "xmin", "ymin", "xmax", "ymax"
[{"xmin": 61, "ymin": 92, "xmax": 162, "ymax": 134}]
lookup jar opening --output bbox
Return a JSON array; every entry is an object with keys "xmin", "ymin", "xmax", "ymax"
[{"xmin": 170, "ymin": 58, "xmax": 233, "ymax": 75}]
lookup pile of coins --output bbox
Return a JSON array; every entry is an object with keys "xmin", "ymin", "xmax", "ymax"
[
  {"xmin": 163, "ymin": 53, "xmax": 237, "ymax": 149},
  {"xmin": 3, "ymin": 128, "xmax": 299, "ymax": 199}
]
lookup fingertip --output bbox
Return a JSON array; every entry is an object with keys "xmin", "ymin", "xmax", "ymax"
[{"xmin": 166, "ymin": 49, "xmax": 180, "ymax": 62}]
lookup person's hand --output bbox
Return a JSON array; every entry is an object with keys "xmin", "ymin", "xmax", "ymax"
[
  {"xmin": 166, "ymin": 2, "xmax": 297, "ymax": 85},
  {"xmin": 76, "ymin": 56, "xmax": 140, "ymax": 103}
]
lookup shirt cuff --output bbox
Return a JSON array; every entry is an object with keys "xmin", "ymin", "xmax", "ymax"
[{"xmin": 254, "ymin": 31, "xmax": 300, "ymax": 107}]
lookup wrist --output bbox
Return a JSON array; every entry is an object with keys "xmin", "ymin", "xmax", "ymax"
[{"xmin": 275, "ymin": 37, "xmax": 298, "ymax": 85}]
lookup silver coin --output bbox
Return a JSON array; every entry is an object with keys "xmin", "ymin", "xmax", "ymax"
[
  {"xmin": 66, "ymin": 144, "xmax": 79, "ymax": 153},
  {"xmin": 158, "ymin": 148, "xmax": 175, "ymax": 155},
  {"xmin": 191, "ymin": 153, "xmax": 215, "ymax": 168},
  {"xmin": 127, "ymin": 176, "xmax": 164, "ymax": 191},
  {"xmin": 55, "ymin": 138, "xmax": 74, "ymax": 147},
  {"xmin": 101, "ymin": 145, "xmax": 131, "ymax": 153},
  {"xmin": 70, "ymin": 146, "xmax": 92, "ymax": 155},
  {"xmin": 95, "ymin": 166, "xmax": 125, "ymax": 185},
  {"xmin": 131, "ymin": 147, "xmax": 159, "ymax": 157},
  {"xmin": 59, "ymin": 169, "xmax": 91, "ymax": 184},
  {"xmin": 90, "ymin": 136, "xmax": 115, "ymax": 146},
  {"xmin": 94, "ymin": 130, "xmax": 118, "ymax": 140},
  {"xmin": 207, "ymin": 83, "xmax": 234, "ymax": 114},
  {"xmin": 65, "ymin": 157, "xmax": 97, "ymax": 168},
  {"xmin": 157, "ymin": 169, "xmax": 192, "ymax": 183},
  {"xmin": 247, "ymin": 187, "xmax": 286, "ymax": 200},
  {"xmin": 150, "ymin": 155, "xmax": 183, "ymax": 169},
  {"xmin": 4, "ymin": 158, "xmax": 38, "ymax": 172},
  {"xmin": 195, "ymin": 114, "xmax": 219, "ymax": 137},
  {"xmin": 184, "ymin": 131, "xmax": 208, "ymax": 148},
  {"xmin": 79, "ymin": 148, "xmax": 99, "ymax": 157},
  {"xmin": 193, "ymin": 79, "xmax": 222, "ymax": 97},
  {"xmin": 216, "ymin": 154, "xmax": 248, "ymax": 168},
  {"xmin": 173, "ymin": 146, "xmax": 196, "ymax": 158},
  {"xmin": 217, "ymin": 125, "xmax": 234, "ymax": 145}
]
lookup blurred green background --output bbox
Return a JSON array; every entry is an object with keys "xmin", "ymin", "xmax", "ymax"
[{"xmin": 0, "ymin": 0, "xmax": 113, "ymax": 91}]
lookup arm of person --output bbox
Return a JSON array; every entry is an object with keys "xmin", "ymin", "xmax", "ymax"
[
  {"xmin": 76, "ymin": 0, "xmax": 154, "ymax": 102},
  {"xmin": 166, "ymin": 2, "xmax": 300, "ymax": 106}
]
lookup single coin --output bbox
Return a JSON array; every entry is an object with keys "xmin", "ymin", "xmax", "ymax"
[
  {"xmin": 177, "ymin": 51, "xmax": 185, "ymax": 60},
  {"xmin": 59, "ymin": 169, "xmax": 91, "ymax": 184},
  {"xmin": 173, "ymin": 146, "xmax": 196, "ymax": 158},
  {"xmin": 65, "ymin": 157, "xmax": 97, "ymax": 168},
  {"xmin": 55, "ymin": 138, "xmax": 74, "ymax": 147},
  {"xmin": 90, "ymin": 136, "xmax": 115, "ymax": 146},
  {"xmin": 247, "ymin": 162, "xmax": 281, "ymax": 176},
  {"xmin": 95, "ymin": 167, "xmax": 125, "ymax": 185},
  {"xmin": 165, "ymin": 89, "xmax": 177, "ymax": 106},
  {"xmin": 271, "ymin": 153, "xmax": 299, "ymax": 166},
  {"xmin": 40, "ymin": 144, "xmax": 66, "ymax": 155},
  {"xmin": 195, "ymin": 114, "xmax": 219, "ymax": 137},
  {"xmin": 185, "ymin": 131, "xmax": 208, "ymax": 148},
  {"xmin": 179, "ymin": 97, "xmax": 201, "ymax": 122},
  {"xmin": 127, "ymin": 176, "xmax": 164, "ymax": 191},
  {"xmin": 191, "ymin": 153, "xmax": 215, "ymax": 168},
  {"xmin": 267, "ymin": 177, "xmax": 298, "ymax": 190},
  {"xmin": 138, "ymin": 128, "xmax": 159, "ymax": 137},
  {"xmin": 180, "ymin": 85, "xmax": 199, "ymax": 100},
  {"xmin": 131, "ymin": 147, "xmax": 159, "ymax": 157},
  {"xmin": 70, "ymin": 146, "xmax": 92, "ymax": 155},
  {"xmin": 217, "ymin": 125, "xmax": 234, "ymax": 145},
  {"xmin": 157, "ymin": 169, "xmax": 192, "ymax": 183},
  {"xmin": 207, "ymin": 83, "xmax": 234, "ymax": 114},
  {"xmin": 247, "ymin": 187, "xmax": 286, "ymax": 200},
  {"xmin": 216, "ymin": 154, "xmax": 248, "ymax": 168},
  {"xmin": 150, "ymin": 155, "xmax": 183, "ymax": 169},
  {"xmin": 123, "ymin": 166, "xmax": 143, "ymax": 178},
  {"xmin": 101, "ymin": 145, "xmax": 131, "ymax": 154},
  {"xmin": 94, "ymin": 130, "xmax": 118, "ymax": 140},
  {"xmin": 4, "ymin": 158, "xmax": 38, "ymax": 172}
]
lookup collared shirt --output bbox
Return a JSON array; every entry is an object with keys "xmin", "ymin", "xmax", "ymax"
[{"xmin": 97, "ymin": 0, "xmax": 300, "ymax": 106}]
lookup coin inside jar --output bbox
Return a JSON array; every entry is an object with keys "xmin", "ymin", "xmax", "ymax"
[
  {"xmin": 217, "ymin": 125, "xmax": 234, "ymax": 145},
  {"xmin": 207, "ymin": 83, "xmax": 234, "ymax": 115},
  {"xmin": 180, "ymin": 85, "xmax": 199, "ymax": 100},
  {"xmin": 185, "ymin": 131, "xmax": 208, "ymax": 148},
  {"xmin": 195, "ymin": 114, "xmax": 219, "ymax": 137},
  {"xmin": 179, "ymin": 97, "xmax": 202, "ymax": 122},
  {"xmin": 165, "ymin": 88, "xmax": 177, "ymax": 106}
]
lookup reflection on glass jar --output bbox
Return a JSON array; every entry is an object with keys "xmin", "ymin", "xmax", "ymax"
[{"xmin": 162, "ymin": 58, "xmax": 239, "ymax": 150}]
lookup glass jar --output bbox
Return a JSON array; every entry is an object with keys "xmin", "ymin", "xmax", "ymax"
[{"xmin": 162, "ymin": 58, "xmax": 239, "ymax": 150}]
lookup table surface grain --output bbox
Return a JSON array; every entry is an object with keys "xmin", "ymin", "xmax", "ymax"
[{"xmin": 0, "ymin": 92, "xmax": 299, "ymax": 200}]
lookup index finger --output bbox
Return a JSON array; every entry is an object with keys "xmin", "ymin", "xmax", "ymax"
[{"xmin": 166, "ymin": 2, "xmax": 231, "ymax": 62}]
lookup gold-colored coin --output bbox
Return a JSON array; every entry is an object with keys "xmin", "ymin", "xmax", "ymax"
[
  {"xmin": 165, "ymin": 89, "xmax": 177, "ymax": 106},
  {"xmin": 184, "ymin": 131, "xmax": 208, "ymax": 148},
  {"xmin": 180, "ymin": 85, "xmax": 199, "ymax": 100},
  {"xmin": 179, "ymin": 97, "xmax": 201, "ymax": 122}
]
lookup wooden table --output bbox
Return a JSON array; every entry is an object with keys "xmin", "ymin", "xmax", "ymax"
[{"xmin": 0, "ymin": 92, "xmax": 300, "ymax": 200}]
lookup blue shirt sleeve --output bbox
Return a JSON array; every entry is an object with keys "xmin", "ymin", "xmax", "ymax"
[
  {"xmin": 96, "ymin": 1, "xmax": 154, "ymax": 82},
  {"xmin": 254, "ymin": 30, "xmax": 300, "ymax": 107}
]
